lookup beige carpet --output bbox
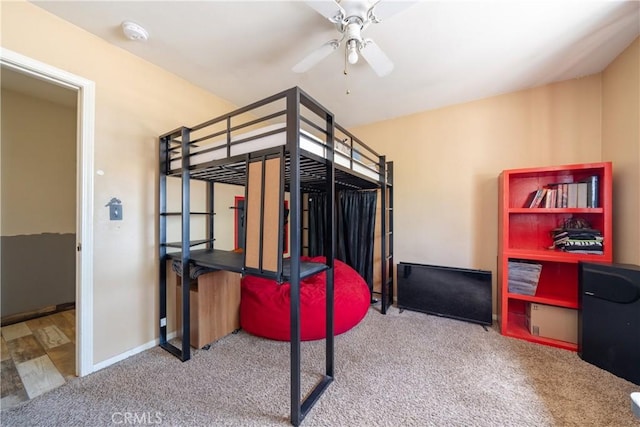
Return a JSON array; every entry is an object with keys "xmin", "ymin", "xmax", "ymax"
[{"xmin": 1, "ymin": 306, "xmax": 637, "ymax": 426}]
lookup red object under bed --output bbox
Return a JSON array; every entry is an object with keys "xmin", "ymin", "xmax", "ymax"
[{"xmin": 240, "ymin": 256, "xmax": 370, "ymax": 341}]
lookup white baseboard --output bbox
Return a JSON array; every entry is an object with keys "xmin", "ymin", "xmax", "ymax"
[{"xmin": 92, "ymin": 331, "xmax": 177, "ymax": 372}]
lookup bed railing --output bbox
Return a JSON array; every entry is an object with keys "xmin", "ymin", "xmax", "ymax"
[{"xmin": 160, "ymin": 87, "xmax": 390, "ymax": 188}]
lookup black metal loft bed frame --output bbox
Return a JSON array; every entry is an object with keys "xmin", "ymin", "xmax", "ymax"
[{"xmin": 158, "ymin": 87, "xmax": 393, "ymax": 425}]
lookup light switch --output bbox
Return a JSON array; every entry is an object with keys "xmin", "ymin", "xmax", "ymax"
[{"xmin": 110, "ymin": 204, "xmax": 123, "ymax": 220}]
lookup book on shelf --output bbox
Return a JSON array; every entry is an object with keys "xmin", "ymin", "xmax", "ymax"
[
  {"xmin": 523, "ymin": 190, "xmax": 538, "ymax": 208},
  {"xmin": 549, "ymin": 182, "xmax": 569, "ymax": 208},
  {"xmin": 554, "ymin": 184, "xmax": 564, "ymax": 208},
  {"xmin": 582, "ymin": 175, "xmax": 599, "ymax": 208},
  {"xmin": 544, "ymin": 190, "xmax": 551, "ymax": 208},
  {"xmin": 567, "ymin": 183, "xmax": 578, "ymax": 208},
  {"xmin": 545, "ymin": 188, "xmax": 557, "ymax": 208},
  {"xmin": 577, "ymin": 182, "xmax": 588, "ymax": 208},
  {"xmin": 525, "ymin": 188, "xmax": 547, "ymax": 208},
  {"xmin": 534, "ymin": 188, "xmax": 548, "ymax": 208},
  {"xmin": 559, "ymin": 183, "xmax": 569, "ymax": 208}
]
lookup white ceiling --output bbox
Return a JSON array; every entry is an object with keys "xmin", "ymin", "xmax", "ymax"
[{"xmin": 30, "ymin": 1, "xmax": 640, "ymax": 127}]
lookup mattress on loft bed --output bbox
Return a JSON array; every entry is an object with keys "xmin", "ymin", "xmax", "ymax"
[{"xmin": 169, "ymin": 123, "xmax": 380, "ymax": 181}]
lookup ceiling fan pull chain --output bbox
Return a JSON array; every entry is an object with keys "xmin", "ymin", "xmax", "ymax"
[{"xmin": 344, "ymin": 47, "xmax": 351, "ymax": 95}]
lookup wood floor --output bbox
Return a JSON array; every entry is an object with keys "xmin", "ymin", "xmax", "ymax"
[{"xmin": 0, "ymin": 310, "xmax": 75, "ymax": 411}]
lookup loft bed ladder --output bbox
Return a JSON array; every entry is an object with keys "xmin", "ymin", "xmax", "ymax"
[{"xmin": 380, "ymin": 159, "xmax": 394, "ymax": 314}]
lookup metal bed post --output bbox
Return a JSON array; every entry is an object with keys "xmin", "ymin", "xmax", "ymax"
[
  {"xmin": 287, "ymin": 88, "xmax": 303, "ymax": 426},
  {"xmin": 324, "ymin": 107, "xmax": 336, "ymax": 379},
  {"xmin": 380, "ymin": 155, "xmax": 388, "ymax": 314},
  {"xmin": 258, "ymin": 154, "xmax": 267, "ymax": 272},
  {"xmin": 277, "ymin": 147, "xmax": 286, "ymax": 281},
  {"xmin": 387, "ymin": 161, "xmax": 394, "ymax": 309},
  {"xmin": 179, "ymin": 127, "xmax": 192, "ymax": 361},
  {"xmin": 379, "ymin": 158, "xmax": 394, "ymax": 314},
  {"xmin": 159, "ymin": 135, "xmax": 168, "ymax": 347},
  {"xmin": 207, "ymin": 182, "xmax": 214, "ymax": 250},
  {"xmin": 241, "ymin": 153, "xmax": 250, "ymax": 265}
]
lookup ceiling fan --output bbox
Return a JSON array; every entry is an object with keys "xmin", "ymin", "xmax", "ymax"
[{"xmin": 293, "ymin": 0, "xmax": 414, "ymax": 77}]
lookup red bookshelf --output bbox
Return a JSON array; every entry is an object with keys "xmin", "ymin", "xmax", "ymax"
[{"xmin": 497, "ymin": 162, "xmax": 612, "ymax": 351}]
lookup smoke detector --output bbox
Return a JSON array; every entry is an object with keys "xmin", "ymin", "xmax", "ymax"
[{"xmin": 121, "ymin": 21, "xmax": 149, "ymax": 41}]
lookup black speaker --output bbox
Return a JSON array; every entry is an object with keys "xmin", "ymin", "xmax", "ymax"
[{"xmin": 578, "ymin": 262, "xmax": 640, "ymax": 385}]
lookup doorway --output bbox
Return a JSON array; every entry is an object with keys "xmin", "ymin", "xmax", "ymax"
[{"xmin": 0, "ymin": 48, "xmax": 95, "ymax": 382}]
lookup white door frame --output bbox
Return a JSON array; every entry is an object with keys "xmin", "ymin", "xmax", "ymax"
[{"xmin": 1, "ymin": 48, "xmax": 95, "ymax": 376}]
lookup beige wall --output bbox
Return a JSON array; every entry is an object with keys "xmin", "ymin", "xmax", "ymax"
[
  {"xmin": 602, "ymin": 38, "xmax": 640, "ymax": 265},
  {"xmin": 352, "ymin": 75, "xmax": 603, "ymax": 312},
  {"xmin": 1, "ymin": 1, "xmax": 237, "ymax": 363},
  {"xmin": 165, "ymin": 181, "xmax": 244, "ymax": 251},
  {"xmin": 1, "ymin": 88, "xmax": 76, "ymax": 236}
]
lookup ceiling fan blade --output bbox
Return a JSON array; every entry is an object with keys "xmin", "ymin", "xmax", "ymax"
[
  {"xmin": 369, "ymin": 0, "xmax": 418, "ymax": 22},
  {"xmin": 306, "ymin": 0, "xmax": 345, "ymax": 23},
  {"xmin": 359, "ymin": 39, "xmax": 394, "ymax": 77},
  {"xmin": 293, "ymin": 40, "xmax": 340, "ymax": 73}
]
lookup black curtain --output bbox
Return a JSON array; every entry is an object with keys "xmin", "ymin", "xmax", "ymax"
[
  {"xmin": 308, "ymin": 193, "xmax": 327, "ymax": 257},
  {"xmin": 337, "ymin": 190, "xmax": 377, "ymax": 290},
  {"xmin": 308, "ymin": 190, "xmax": 377, "ymax": 291}
]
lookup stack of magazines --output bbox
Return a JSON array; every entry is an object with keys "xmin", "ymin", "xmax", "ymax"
[
  {"xmin": 508, "ymin": 261, "xmax": 543, "ymax": 295},
  {"xmin": 551, "ymin": 228, "xmax": 604, "ymax": 254}
]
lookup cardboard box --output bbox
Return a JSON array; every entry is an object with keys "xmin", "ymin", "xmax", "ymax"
[{"xmin": 526, "ymin": 303, "xmax": 578, "ymax": 344}]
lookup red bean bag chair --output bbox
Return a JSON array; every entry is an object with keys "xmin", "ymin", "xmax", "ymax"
[{"xmin": 240, "ymin": 256, "xmax": 370, "ymax": 341}]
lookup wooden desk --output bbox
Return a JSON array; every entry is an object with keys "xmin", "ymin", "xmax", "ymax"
[{"xmin": 176, "ymin": 270, "xmax": 241, "ymax": 349}]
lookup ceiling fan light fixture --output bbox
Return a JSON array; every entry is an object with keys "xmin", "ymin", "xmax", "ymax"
[{"xmin": 347, "ymin": 40, "xmax": 359, "ymax": 64}]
